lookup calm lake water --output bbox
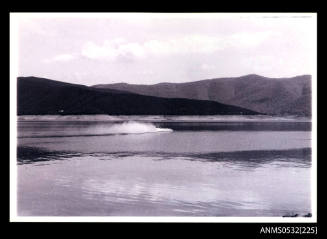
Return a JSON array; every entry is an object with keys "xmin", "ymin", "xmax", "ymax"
[{"xmin": 17, "ymin": 115, "xmax": 312, "ymax": 217}]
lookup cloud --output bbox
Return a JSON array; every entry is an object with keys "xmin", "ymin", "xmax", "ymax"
[
  {"xmin": 143, "ymin": 35, "xmax": 225, "ymax": 56},
  {"xmin": 81, "ymin": 39, "xmax": 145, "ymax": 61},
  {"xmin": 80, "ymin": 32, "xmax": 273, "ymax": 62},
  {"xmin": 228, "ymin": 31, "xmax": 276, "ymax": 48},
  {"xmin": 44, "ymin": 54, "xmax": 76, "ymax": 63},
  {"xmin": 53, "ymin": 54, "xmax": 76, "ymax": 61},
  {"xmin": 80, "ymin": 36, "xmax": 226, "ymax": 61}
]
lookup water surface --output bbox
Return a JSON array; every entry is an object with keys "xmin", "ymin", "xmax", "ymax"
[{"xmin": 17, "ymin": 115, "xmax": 312, "ymax": 217}]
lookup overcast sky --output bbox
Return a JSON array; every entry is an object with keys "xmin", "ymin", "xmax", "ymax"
[{"xmin": 14, "ymin": 13, "xmax": 316, "ymax": 86}]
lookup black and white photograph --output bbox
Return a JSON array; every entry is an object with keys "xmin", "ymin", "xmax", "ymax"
[{"xmin": 10, "ymin": 12, "xmax": 317, "ymax": 222}]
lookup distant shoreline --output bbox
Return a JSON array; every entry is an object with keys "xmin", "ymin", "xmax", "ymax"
[{"xmin": 16, "ymin": 115, "xmax": 312, "ymax": 123}]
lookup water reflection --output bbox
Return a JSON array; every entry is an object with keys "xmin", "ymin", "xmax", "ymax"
[
  {"xmin": 18, "ymin": 153, "xmax": 309, "ymax": 216},
  {"xmin": 17, "ymin": 146, "xmax": 311, "ymax": 169}
]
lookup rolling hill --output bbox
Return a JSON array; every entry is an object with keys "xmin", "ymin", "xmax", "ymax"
[
  {"xmin": 93, "ymin": 74, "xmax": 311, "ymax": 116},
  {"xmin": 17, "ymin": 77, "xmax": 259, "ymax": 115}
]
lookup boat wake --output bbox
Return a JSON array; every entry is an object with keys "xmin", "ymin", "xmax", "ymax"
[
  {"xmin": 18, "ymin": 121, "xmax": 173, "ymax": 138},
  {"xmin": 106, "ymin": 121, "xmax": 172, "ymax": 134}
]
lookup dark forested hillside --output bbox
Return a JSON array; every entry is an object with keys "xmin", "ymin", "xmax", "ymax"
[{"xmin": 17, "ymin": 77, "xmax": 259, "ymax": 115}]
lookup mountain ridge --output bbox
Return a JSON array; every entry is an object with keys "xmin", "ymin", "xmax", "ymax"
[
  {"xmin": 93, "ymin": 74, "xmax": 312, "ymax": 116},
  {"xmin": 17, "ymin": 76, "xmax": 260, "ymax": 116}
]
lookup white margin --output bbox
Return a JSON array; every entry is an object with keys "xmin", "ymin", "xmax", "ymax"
[
  {"xmin": 9, "ymin": 12, "xmax": 317, "ymax": 223},
  {"xmin": 310, "ymin": 13, "xmax": 318, "ymax": 223},
  {"xmin": 10, "ymin": 13, "xmax": 18, "ymax": 222}
]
